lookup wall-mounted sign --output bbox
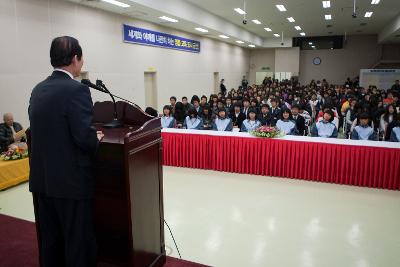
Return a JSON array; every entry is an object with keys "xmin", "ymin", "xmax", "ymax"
[{"xmin": 123, "ymin": 24, "xmax": 200, "ymax": 53}]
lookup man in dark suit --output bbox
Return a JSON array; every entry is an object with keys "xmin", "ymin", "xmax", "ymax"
[
  {"xmin": 0, "ymin": 113, "xmax": 25, "ymax": 152},
  {"xmin": 291, "ymin": 105, "xmax": 306, "ymax": 136},
  {"xmin": 29, "ymin": 36, "xmax": 103, "ymax": 267}
]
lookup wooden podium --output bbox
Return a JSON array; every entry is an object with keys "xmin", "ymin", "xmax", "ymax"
[{"xmin": 93, "ymin": 101, "xmax": 165, "ymax": 267}]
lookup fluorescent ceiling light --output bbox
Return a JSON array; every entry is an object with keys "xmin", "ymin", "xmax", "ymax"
[
  {"xmin": 159, "ymin": 16, "xmax": 178, "ymax": 23},
  {"xmin": 101, "ymin": 0, "xmax": 130, "ymax": 8},
  {"xmin": 311, "ymin": 45, "xmax": 316, "ymax": 48},
  {"xmin": 252, "ymin": 19, "xmax": 262, "ymax": 24},
  {"xmin": 309, "ymin": 42, "xmax": 313, "ymax": 45},
  {"xmin": 371, "ymin": 0, "xmax": 380, "ymax": 4},
  {"xmin": 273, "ymin": 33, "xmax": 280, "ymax": 37},
  {"xmin": 322, "ymin": 1, "xmax": 331, "ymax": 8},
  {"xmin": 365, "ymin": 12, "xmax": 373, "ymax": 18},
  {"xmin": 294, "ymin": 26, "xmax": 302, "ymax": 30},
  {"xmin": 300, "ymin": 32, "xmax": 306, "ymax": 36},
  {"xmin": 276, "ymin": 5, "xmax": 287, "ymax": 12},
  {"xmin": 287, "ymin": 17, "xmax": 295, "ymax": 22},
  {"xmin": 234, "ymin": 8, "xmax": 246, "ymax": 15},
  {"xmin": 248, "ymin": 44, "xmax": 256, "ymax": 48},
  {"xmin": 195, "ymin": 27, "xmax": 208, "ymax": 33},
  {"xmin": 264, "ymin": 27, "xmax": 272, "ymax": 32},
  {"xmin": 219, "ymin": 35, "xmax": 229, "ymax": 39},
  {"xmin": 325, "ymin": 14, "xmax": 332, "ymax": 20},
  {"xmin": 236, "ymin": 40, "xmax": 245, "ymax": 44}
]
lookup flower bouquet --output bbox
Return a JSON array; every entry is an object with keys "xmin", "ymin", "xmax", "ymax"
[
  {"xmin": 249, "ymin": 126, "xmax": 284, "ymax": 138},
  {"xmin": 0, "ymin": 147, "xmax": 29, "ymax": 161}
]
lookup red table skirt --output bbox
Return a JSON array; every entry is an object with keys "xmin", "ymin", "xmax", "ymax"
[{"xmin": 162, "ymin": 132, "xmax": 400, "ymax": 190}]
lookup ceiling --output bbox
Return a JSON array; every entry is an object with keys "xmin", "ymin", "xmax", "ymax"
[
  {"xmin": 68, "ymin": 0, "xmax": 400, "ymax": 46},
  {"xmin": 186, "ymin": 0, "xmax": 400, "ymax": 38}
]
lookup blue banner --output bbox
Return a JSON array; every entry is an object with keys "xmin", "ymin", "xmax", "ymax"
[{"xmin": 123, "ymin": 24, "xmax": 200, "ymax": 53}]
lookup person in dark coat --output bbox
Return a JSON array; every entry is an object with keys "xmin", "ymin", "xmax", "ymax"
[
  {"xmin": 291, "ymin": 105, "xmax": 306, "ymax": 136},
  {"xmin": 28, "ymin": 36, "xmax": 103, "ymax": 267},
  {"xmin": 220, "ymin": 79, "xmax": 227, "ymax": 96},
  {"xmin": 0, "ymin": 113, "xmax": 25, "ymax": 152}
]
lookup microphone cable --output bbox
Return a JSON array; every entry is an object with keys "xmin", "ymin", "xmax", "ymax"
[{"xmin": 164, "ymin": 219, "xmax": 182, "ymax": 259}]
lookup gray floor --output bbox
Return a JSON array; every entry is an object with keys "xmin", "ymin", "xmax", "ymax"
[{"xmin": 1, "ymin": 166, "xmax": 400, "ymax": 267}]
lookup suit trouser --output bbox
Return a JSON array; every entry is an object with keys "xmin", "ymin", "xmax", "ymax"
[{"xmin": 33, "ymin": 193, "xmax": 97, "ymax": 267}]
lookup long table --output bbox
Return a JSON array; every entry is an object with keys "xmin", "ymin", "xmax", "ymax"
[
  {"xmin": 161, "ymin": 128, "xmax": 400, "ymax": 190},
  {"xmin": 0, "ymin": 158, "xmax": 30, "ymax": 190}
]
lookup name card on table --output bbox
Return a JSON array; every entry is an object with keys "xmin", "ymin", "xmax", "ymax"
[{"xmin": 123, "ymin": 24, "xmax": 201, "ymax": 53}]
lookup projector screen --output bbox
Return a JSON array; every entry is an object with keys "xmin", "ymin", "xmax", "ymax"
[{"xmin": 359, "ymin": 69, "xmax": 400, "ymax": 91}]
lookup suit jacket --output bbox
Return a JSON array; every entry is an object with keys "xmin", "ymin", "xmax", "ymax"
[
  {"xmin": 230, "ymin": 112, "xmax": 246, "ymax": 128},
  {"xmin": 0, "ymin": 122, "xmax": 24, "ymax": 152},
  {"xmin": 292, "ymin": 115, "xmax": 306, "ymax": 136},
  {"xmin": 28, "ymin": 71, "xmax": 98, "ymax": 199}
]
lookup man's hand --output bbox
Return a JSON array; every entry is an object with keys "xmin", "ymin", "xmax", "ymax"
[{"xmin": 97, "ymin": 131, "xmax": 104, "ymax": 141}]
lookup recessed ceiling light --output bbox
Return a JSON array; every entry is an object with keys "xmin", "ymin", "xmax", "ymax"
[
  {"xmin": 287, "ymin": 17, "xmax": 295, "ymax": 23},
  {"xmin": 159, "ymin": 16, "xmax": 178, "ymax": 23},
  {"xmin": 219, "ymin": 35, "xmax": 229, "ymax": 39},
  {"xmin": 236, "ymin": 40, "xmax": 245, "ymax": 44},
  {"xmin": 195, "ymin": 27, "xmax": 208, "ymax": 33},
  {"xmin": 300, "ymin": 32, "xmax": 306, "ymax": 36},
  {"xmin": 273, "ymin": 33, "xmax": 280, "ymax": 37},
  {"xmin": 248, "ymin": 44, "xmax": 256, "ymax": 48},
  {"xmin": 331, "ymin": 47, "xmax": 334, "ymax": 49},
  {"xmin": 101, "ymin": 0, "xmax": 130, "ymax": 8},
  {"xmin": 309, "ymin": 42, "xmax": 313, "ymax": 45},
  {"xmin": 371, "ymin": 0, "xmax": 380, "ymax": 4},
  {"xmin": 294, "ymin": 26, "xmax": 302, "ymax": 31},
  {"xmin": 364, "ymin": 12, "xmax": 373, "ymax": 18},
  {"xmin": 322, "ymin": 1, "xmax": 331, "ymax": 8},
  {"xmin": 252, "ymin": 19, "xmax": 262, "ymax": 24},
  {"xmin": 311, "ymin": 45, "xmax": 316, "ymax": 48},
  {"xmin": 264, "ymin": 27, "xmax": 272, "ymax": 32},
  {"xmin": 234, "ymin": 8, "xmax": 246, "ymax": 15},
  {"xmin": 276, "ymin": 5, "xmax": 287, "ymax": 12},
  {"xmin": 325, "ymin": 14, "xmax": 332, "ymax": 20}
]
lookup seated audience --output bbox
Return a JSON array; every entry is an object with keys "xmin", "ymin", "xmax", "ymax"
[
  {"xmin": 170, "ymin": 96, "xmax": 177, "ymax": 114},
  {"xmin": 380, "ymin": 104, "xmax": 397, "ymax": 140},
  {"xmin": 182, "ymin": 96, "xmax": 192, "ymax": 115},
  {"xmin": 291, "ymin": 105, "xmax": 306, "ymax": 136},
  {"xmin": 390, "ymin": 114, "xmax": 400, "ymax": 142},
  {"xmin": 213, "ymin": 108, "xmax": 233, "ymax": 131},
  {"xmin": 201, "ymin": 106, "xmax": 213, "ymax": 130},
  {"xmin": 161, "ymin": 105, "xmax": 175, "ymax": 128},
  {"xmin": 183, "ymin": 108, "xmax": 203, "ymax": 130},
  {"xmin": 240, "ymin": 108, "xmax": 261, "ymax": 132},
  {"xmin": 351, "ymin": 113, "xmax": 376, "ymax": 141},
  {"xmin": 258, "ymin": 104, "xmax": 272, "ymax": 126},
  {"xmin": 230, "ymin": 103, "xmax": 246, "ymax": 129},
  {"xmin": 173, "ymin": 102, "xmax": 186, "ymax": 128},
  {"xmin": 270, "ymin": 99, "xmax": 281, "ymax": 126},
  {"xmin": 311, "ymin": 109, "xmax": 338, "ymax": 138},
  {"xmin": 0, "ymin": 113, "xmax": 25, "ymax": 152},
  {"xmin": 276, "ymin": 108, "xmax": 297, "ymax": 135}
]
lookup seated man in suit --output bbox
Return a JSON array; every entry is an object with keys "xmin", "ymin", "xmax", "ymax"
[{"xmin": 0, "ymin": 113, "xmax": 25, "ymax": 152}]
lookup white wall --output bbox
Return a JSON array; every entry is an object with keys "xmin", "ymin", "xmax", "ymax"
[
  {"xmin": 299, "ymin": 35, "xmax": 380, "ymax": 85},
  {"xmin": 0, "ymin": 0, "xmax": 250, "ymax": 127},
  {"xmin": 275, "ymin": 47, "xmax": 300, "ymax": 75}
]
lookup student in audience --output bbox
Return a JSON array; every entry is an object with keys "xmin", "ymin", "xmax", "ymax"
[
  {"xmin": 242, "ymin": 98, "xmax": 251, "ymax": 117},
  {"xmin": 309, "ymin": 94, "xmax": 320, "ymax": 122},
  {"xmin": 200, "ymin": 95, "xmax": 208, "ymax": 107},
  {"xmin": 0, "ymin": 113, "xmax": 25, "ymax": 152},
  {"xmin": 170, "ymin": 96, "xmax": 177, "ymax": 114},
  {"xmin": 311, "ymin": 109, "xmax": 338, "ymax": 138},
  {"xmin": 183, "ymin": 108, "xmax": 203, "ymax": 130},
  {"xmin": 225, "ymin": 97, "xmax": 233, "ymax": 115},
  {"xmin": 390, "ymin": 114, "xmax": 400, "ymax": 142},
  {"xmin": 380, "ymin": 104, "xmax": 397, "ymax": 140},
  {"xmin": 201, "ymin": 106, "xmax": 213, "ymax": 130},
  {"xmin": 250, "ymin": 99, "xmax": 259, "ymax": 114},
  {"xmin": 276, "ymin": 108, "xmax": 297, "ymax": 135},
  {"xmin": 230, "ymin": 103, "xmax": 246, "ymax": 129},
  {"xmin": 240, "ymin": 108, "xmax": 261, "ymax": 132},
  {"xmin": 213, "ymin": 108, "xmax": 233, "ymax": 131},
  {"xmin": 351, "ymin": 113, "xmax": 376, "ymax": 141},
  {"xmin": 173, "ymin": 102, "xmax": 186, "ymax": 128},
  {"xmin": 192, "ymin": 97, "xmax": 203, "ymax": 117},
  {"xmin": 241, "ymin": 75, "xmax": 248, "ymax": 89},
  {"xmin": 291, "ymin": 105, "xmax": 306, "ymax": 136},
  {"xmin": 161, "ymin": 105, "xmax": 175, "ymax": 128},
  {"xmin": 258, "ymin": 104, "xmax": 272, "ymax": 126},
  {"xmin": 220, "ymin": 79, "xmax": 227, "ymax": 96},
  {"xmin": 345, "ymin": 99, "xmax": 358, "ymax": 136},
  {"xmin": 182, "ymin": 96, "xmax": 192, "ymax": 115},
  {"xmin": 270, "ymin": 98, "xmax": 281, "ymax": 126}
]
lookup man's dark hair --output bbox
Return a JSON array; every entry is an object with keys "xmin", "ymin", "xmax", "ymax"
[
  {"xmin": 182, "ymin": 96, "xmax": 188, "ymax": 101},
  {"xmin": 50, "ymin": 36, "xmax": 82, "ymax": 68},
  {"xmin": 170, "ymin": 96, "xmax": 177, "ymax": 101}
]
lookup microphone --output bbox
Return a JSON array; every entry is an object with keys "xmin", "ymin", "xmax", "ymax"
[{"xmin": 81, "ymin": 79, "xmax": 122, "ymax": 128}]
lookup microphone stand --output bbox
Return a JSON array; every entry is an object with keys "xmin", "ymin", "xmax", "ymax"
[{"xmin": 96, "ymin": 80, "xmax": 141, "ymax": 110}]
